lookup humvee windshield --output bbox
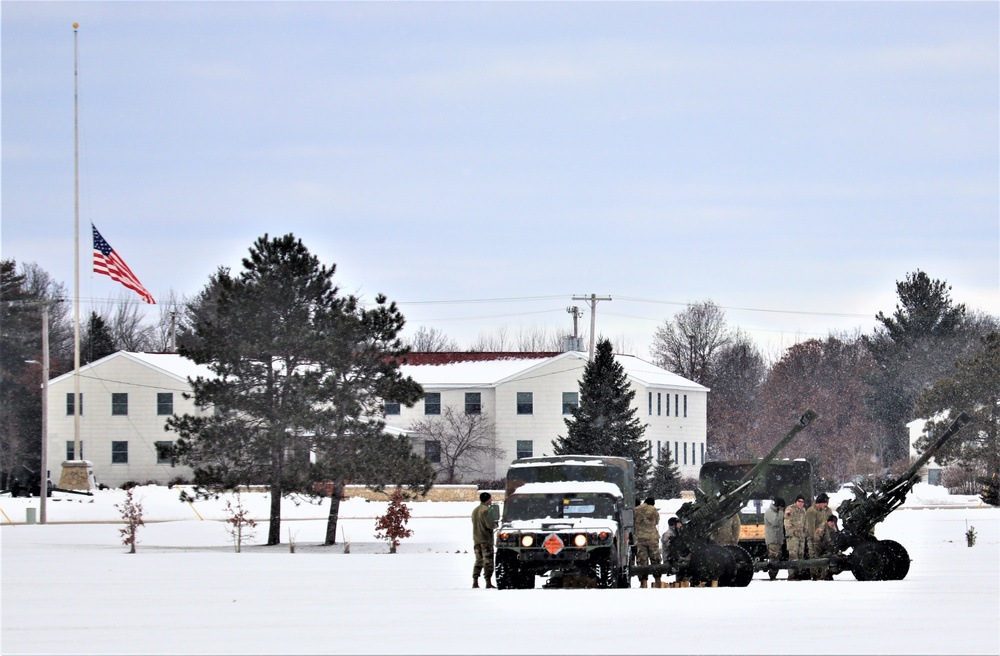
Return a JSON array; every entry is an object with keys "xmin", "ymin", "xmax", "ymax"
[{"xmin": 505, "ymin": 493, "xmax": 617, "ymax": 521}]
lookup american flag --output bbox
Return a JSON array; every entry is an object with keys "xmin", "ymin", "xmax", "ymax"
[{"xmin": 92, "ymin": 224, "xmax": 155, "ymax": 304}]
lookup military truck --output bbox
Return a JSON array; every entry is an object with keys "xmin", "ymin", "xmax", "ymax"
[
  {"xmin": 494, "ymin": 456, "xmax": 635, "ymax": 589},
  {"xmin": 698, "ymin": 458, "xmax": 813, "ymax": 560}
]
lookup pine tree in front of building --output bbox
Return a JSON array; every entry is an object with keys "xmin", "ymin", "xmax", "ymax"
[
  {"xmin": 648, "ymin": 449, "xmax": 682, "ymax": 500},
  {"xmin": 553, "ymin": 338, "xmax": 652, "ymax": 489}
]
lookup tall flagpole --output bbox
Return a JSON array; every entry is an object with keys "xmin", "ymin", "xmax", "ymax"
[{"xmin": 72, "ymin": 22, "xmax": 81, "ymax": 462}]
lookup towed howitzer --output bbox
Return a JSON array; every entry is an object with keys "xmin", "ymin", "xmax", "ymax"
[
  {"xmin": 822, "ymin": 411, "xmax": 971, "ymax": 581},
  {"xmin": 633, "ymin": 410, "xmax": 818, "ymax": 587}
]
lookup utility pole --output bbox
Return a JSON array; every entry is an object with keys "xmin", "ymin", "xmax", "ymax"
[
  {"xmin": 566, "ymin": 306, "xmax": 582, "ymax": 337},
  {"xmin": 23, "ymin": 300, "xmax": 57, "ymax": 524},
  {"xmin": 170, "ymin": 310, "xmax": 177, "ymax": 352},
  {"xmin": 572, "ymin": 294, "xmax": 612, "ymax": 360}
]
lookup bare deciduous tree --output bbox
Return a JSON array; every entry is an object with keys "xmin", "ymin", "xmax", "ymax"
[
  {"xmin": 469, "ymin": 324, "xmax": 567, "ymax": 352},
  {"xmin": 650, "ymin": 300, "xmax": 731, "ymax": 384},
  {"xmin": 408, "ymin": 407, "xmax": 503, "ymax": 483},
  {"xmin": 96, "ymin": 293, "xmax": 156, "ymax": 352},
  {"xmin": 405, "ymin": 326, "xmax": 459, "ymax": 352}
]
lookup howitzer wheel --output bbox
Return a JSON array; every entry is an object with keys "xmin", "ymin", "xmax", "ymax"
[
  {"xmin": 724, "ymin": 545, "xmax": 754, "ymax": 587},
  {"xmin": 880, "ymin": 540, "xmax": 910, "ymax": 580},
  {"xmin": 850, "ymin": 541, "xmax": 894, "ymax": 581},
  {"xmin": 690, "ymin": 545, "xmax": 736, "ymax": 586}
]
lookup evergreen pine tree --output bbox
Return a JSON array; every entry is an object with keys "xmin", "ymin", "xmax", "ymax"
[
  {"xmin": 648, "ymin": 449, "xmax": 682, "ymax": 500},
  {"xmin": 553, "ymin": 338, "xmax": 652, "ymax": 489},
  {"xmin": 81, "ymin": 312, "xmax": 116, "ymax": 364},
  {"xmin": 169, "ymin": 234, "xmax": 428, "ymax": 545}
]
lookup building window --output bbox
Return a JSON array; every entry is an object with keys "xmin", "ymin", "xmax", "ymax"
[
  {"xmin": 674, "ymin": 442, "xmax": 678, "ymax": 465},
  {"xmin": 424, "ymin": 440, "xmax": 441, "ymax": 463},
  {"xmin": 112, "ymin": 393, "xmax": 128, "ymax": 416},
  {"xmin": 516, "ymin": 392, "xmax": 533, "ymax": 415},
  {"xmin": 675, "ymin": 394, "xmax": 679, "ymax": 417},
  {"xmin": 157, "ymin": 393, "xmax": 174, "ymax": 416},
  {"xmin": 683, "ymin": 442, "xmax": 688, "ymax": 465},
  {"xmin": 516, "ymin": 440, "xmax": 533, "ymax": 459},
  {"xmin": 424, "ymin": 392, "xmax": 441, "ymax": 415},
  {"xmin": 465, "ymin": 392, "xmax": 481, "ymax": 415},
  {"xmin": 65, "ymin": 441, "xmax": 83, "ymax": 461},
  {"xmin": 684, "ymin": 394, "xmax": 688, "ymax": 418},
  {"xmin": 155, "ymin": 441, "xmax": 173, "ymax": 465},
  {"xmin": 66, "ymin": 393, "xmax": 83, "ymax": 416},
  {"xmin": 666, "ymin": 392, "xmax": 670, "ymax": 417},
  {"xmin": 648, "ymin": 392, "xmax": 652, "ymax": 415},
  {"xmin": 562, "ymin": 392, "xmax": 578, "ymax": 414},
  {"xmin": 111, "ymin": 441, "xmax": 128, "ymax": 464},
  {"xmin": 647, "ymin": 440, "xmax": 653, "ymax": 458},
  {"xmin": 384, "ymin": 401, "xmax": 401, "ymax": 415},
  {"xmin": 700, "ymin": 442, "xmax": 705, "ymax": 465},
  {"xmin": 657, "ymin": 393, "xmax": 662, "ymax": 416}
]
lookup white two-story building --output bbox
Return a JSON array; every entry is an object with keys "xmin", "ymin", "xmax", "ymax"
[
  {"xmin": 384, "ymin": 351, "xmax": 709, "ymax": 483},
  {"xmin": 45, "ymin": 352, "xmax": 211, "ymax": 488}
]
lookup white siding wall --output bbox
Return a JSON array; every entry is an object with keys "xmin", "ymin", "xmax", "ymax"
[
  {"xmin": 46, "ymin": 355, "xmax": 202, "ymax": 488},
  {"xmin": 385, "ymin": 358, "xmax": 708, "ymax": 483},
  {"xmin": 638, "ymin": 386, "xmax": 708, "ymax": 480}
]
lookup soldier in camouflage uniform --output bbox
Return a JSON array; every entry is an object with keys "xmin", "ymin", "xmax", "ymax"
[
  {"xmin": 471, "ymin": 492, "xmax": 497, "ymax": 588},
  {"xmin": 805, "ymin": 493, "xmax": 830, "ymax": 578},
  {"xmin": 634, "ymin": 497, "xmax": 662, "ymax": 588},
  {"xmin": 812, "ymin": 514, "xmax": 839, "ymax": 580},
  {"xmin": 784, "ymin": 494, "xmax": 808, "ymax": 580},
  {"xmin": 710, "ymin": 512, "xmax": 741, "ymax": 546}
]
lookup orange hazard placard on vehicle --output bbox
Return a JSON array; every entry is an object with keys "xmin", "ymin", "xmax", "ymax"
[{"xmin": 544, "ymin": 533, "xmax": 564, "ymax": 555}]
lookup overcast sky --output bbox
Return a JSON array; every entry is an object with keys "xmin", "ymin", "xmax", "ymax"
[{"xmin": 3, "ymin": 1, "xmax": 998, "ymax": 358}]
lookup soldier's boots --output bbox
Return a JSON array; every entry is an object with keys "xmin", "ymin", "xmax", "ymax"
[
  {"xmin": 472, "ymin": 578, "xmax": 480, "ymax": 588},
  {"xmin": 485, "ymin": 578, "xmax": 495, "ymax": 589},
  {"xmin": 640, "ymin": 580, "xmax": 648, "ymax": 588}
]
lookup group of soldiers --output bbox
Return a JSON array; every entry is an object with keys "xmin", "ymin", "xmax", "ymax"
[
  {"xmin": 765, "ymin": 492, "xmax": 839, "ymax": 580},
  {"xmin": 474, "ymin": 491, "xmax": 843, "ymax": 588},
  {"xmin": 632, "ymin": 492, "xmax": 842, "ymax": 586}
]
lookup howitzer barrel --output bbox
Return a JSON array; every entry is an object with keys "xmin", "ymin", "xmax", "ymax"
[
  {"xmin": 678, "ymin": 410, "xmax": 817, "ymax": 542},
  {"xmin": 738, "ymin": 410, "xmax": 818, "ymax": 488},
  {"xmin": 897, "ymin": 412, "xmax": 970, "ymax": 486},
  {"xmin": 839, "ymin": 411, "xmax": 971, "ymax": 544}
]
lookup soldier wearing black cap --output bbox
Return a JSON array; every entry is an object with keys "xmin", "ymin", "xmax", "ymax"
[
  {"xmin": 813, "ymin": 514, "xmax": 840, "ymax": 580},
  {"xmin": 764, "ymin": 497, "xmax": 786, "ymax": 580},
  {"xmin": 806, "ymin": 493, "xmax": 831, "ymax": 579}
]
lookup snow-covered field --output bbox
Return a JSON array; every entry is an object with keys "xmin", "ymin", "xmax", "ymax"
[{"xmin": 2, "ymin": 485, "xmax": 998, "ymax": 655}]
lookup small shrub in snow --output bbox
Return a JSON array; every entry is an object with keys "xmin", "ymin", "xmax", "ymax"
[
  {"xmin": 115, "ymin": 488, "xmax": 144, "ymax": 554},
  {"xmin": 374, "ymin": 487, "xmax": 413, "ymax": 554},
  {"xmin": 224, "ymin": 492, "xmax": 257, "ymax": 553}
]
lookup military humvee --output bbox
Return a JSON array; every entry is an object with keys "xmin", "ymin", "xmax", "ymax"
[{"xmin": 494, "ymin": 456, "xmax": 635, "ymax": 589}]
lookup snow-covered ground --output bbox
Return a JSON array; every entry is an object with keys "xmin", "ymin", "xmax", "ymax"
[{"xmin": 2, "ymin": 484, "xmax": 997, "ymax": 655}]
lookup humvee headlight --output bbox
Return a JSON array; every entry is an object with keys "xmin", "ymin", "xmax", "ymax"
[
  {"xmin": 521, "ymin": 535, "xmax": 535, "ymax": 547},
  {"xmin": 598, "ymin": 531, "xmax": 609, "ymax": 540},
  {"xmin": 573, "ymin": 534, "xmax": 588, "ymax": 548},
  {"xmin": 499, "ymin": 532, "xmax": 510, "ymax": 540}
]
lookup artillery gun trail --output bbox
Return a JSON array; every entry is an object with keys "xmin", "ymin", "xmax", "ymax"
[{"xmin": 633, "ymin": 410, "xmax": 818, "ymax": 587}]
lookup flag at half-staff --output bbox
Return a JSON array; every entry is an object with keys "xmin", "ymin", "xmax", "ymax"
[{"xmin": 92, "ymin": 223, "xmax": 155, "ymax": 304}]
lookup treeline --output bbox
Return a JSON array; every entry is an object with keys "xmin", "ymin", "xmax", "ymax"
[{"xmin": 2, "ymin": 250, "xmax": 998, "ymax": 503}]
